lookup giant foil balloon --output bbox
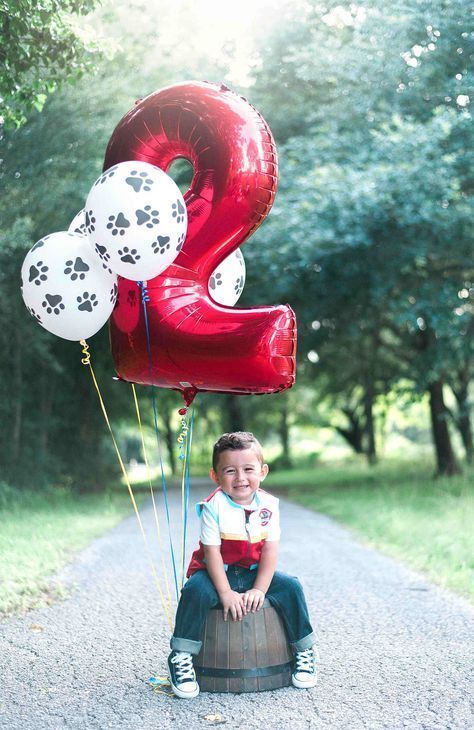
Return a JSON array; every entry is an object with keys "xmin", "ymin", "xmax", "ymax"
[
  {"xmin": 21, "ymin": 232, "xmax": 117, "ymax": 341},
  {"xmin": 105, "ymin": 81, "xmax": 296, "ymax": 403},
  {"xmin": 209, "ymin": 249, "xmax": 246, "ymax": 306},
  {"xmin": 85, "ymin": 161, "xmax": 187, "ymax": 281}
]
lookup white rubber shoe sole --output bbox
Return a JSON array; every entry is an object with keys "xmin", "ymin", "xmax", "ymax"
[
  {"xmin": 169, "ymin": 679, "xmax": 200, "ymax": 699},
  {"xmin": 291, "ymin": 672, "xmax": 318, "ymax": 689}
]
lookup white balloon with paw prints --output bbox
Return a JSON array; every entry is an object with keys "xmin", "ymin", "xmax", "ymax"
[
  {"xmin": 68, "ymin": 208, "xmax": 87, "ymax": 237},
  {"xmin": 21, "ymin": 231, "xmax": 118, "ymax": 341},
  {"xmin": 208, "ymin": 248, "xmax": 246, "ymax": 306},
  {"xmin": 85, "ymin": 161, "xmax": 187, "ymax": 280}
]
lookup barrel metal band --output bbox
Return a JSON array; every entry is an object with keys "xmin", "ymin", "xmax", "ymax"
[{"xmin": 195, "ymin": 661, "xmax": 292, "ymax": 679}]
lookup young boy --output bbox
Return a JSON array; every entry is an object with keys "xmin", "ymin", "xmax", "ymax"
[{"xmin": 168, "ymin": 431, "xmax": 318, "ymax": 698}]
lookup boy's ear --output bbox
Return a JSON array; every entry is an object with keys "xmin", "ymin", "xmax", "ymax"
[
  {"xmin": 261, "ymin": 463, "xmax": 269, "ymax": 480},
  {"xmin": 209, "ymin": 468, "xmax": 219, "ymax": 485}
]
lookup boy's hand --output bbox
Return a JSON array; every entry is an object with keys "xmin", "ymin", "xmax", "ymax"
[
  {"xmin": 219, "ymin": 589, "xmax": 246, "ymax": 622},
  {"xmin": 242, "ymin": 588, "xmax": 265, "ymax": 613}
]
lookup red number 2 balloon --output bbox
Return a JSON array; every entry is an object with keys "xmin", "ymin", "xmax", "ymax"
[{"xmin": 104, "ymin": 81, "xmax": 296, "ymax": 405}]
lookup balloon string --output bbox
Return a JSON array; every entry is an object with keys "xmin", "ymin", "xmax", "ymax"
[
  {"xmin": 79, "ymin": 340, "xmax": 174, "ymax": 630},
  {"xmin": 131, "ymin": 383, "xmax": 174, "ymax": 623},
  {"xmin": 180, "ymin": 408, "xmax": 194, "ymax": 589},
  {"xmin": 138, "ymin": 282, "xmax": 180, "ymax": 601}
]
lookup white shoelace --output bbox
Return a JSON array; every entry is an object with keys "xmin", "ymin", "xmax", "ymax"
[
  {"xmin": 171, "ymin": 652, "xmax": 196, "ymax": 683},
  {"xmin": 295, "ymin": 648, "xmax": 315, "ymax": 674}
]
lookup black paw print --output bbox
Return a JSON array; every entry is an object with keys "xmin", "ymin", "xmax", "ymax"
[
  {"xmin": 152, "ymin": 235, "xmax": 170, "ymax": 255},
  {"xmin": 119, "ymin": 247, "xmax": 140, "ymax": 264},
  {"xmin": 77, "ymin": 292, "xmax": 98, "ymax": 312},
  {"xmin": 85, "ymin": 210, "xmax": 96, "ymax": 234},
  {"xmin": 125, "ymin": 171, "xmax": 153, "ymax": 193},
  {"xmin": 42, "ymin": 294, "xmax": 65, "ymax": 315},
  {"xmin": 102, "ymin": 262, "xmax": 113, "ymax": 275},
  {"xmin": 29, "ymin": 260, "xmax": 49, "ymax": 286},
  {"xmin": 172, "ymin": 199, "xmax": 185, "ymax": 223},
  {"xmin": 234, "ymin": 276, "xmax": 244, "ymax": 295},
  {"xmin": 95, "ymin": 243, "xmax": 111, "ymax": 263},
  {"xmin": 31, "ymin": 237, "xmax": 47, "ymax": 253},
  {"xmin": 127, "ymin": 290, "xmax": 137, "ymax": 306},
  {"xmin": 107, "ymin": 212, "xmax": 130, "ymax": 236},
  {"xmin": 64, "ymin": 257, "xmax": 90, "ymax": 281},
  {"xmin": 176, "ymin": 233, "xmax": 185, "ymax": 251},
  {"xmin": 27, "ymin": 306, "xmax": 42, "ymax": 323},
  {"xmin": 135, "ymin": 206, "xmax": 160, "ymax": 228},
  {"xmin": 72, "ymin": 223, "xmax": 86, "ymax": 236},
  {"xmin": 94, "ymin": 165, "xmax": 118, "ymax": 186},
  {"xmin": 110, "ymin": 283, "xmax": 118, "ymax": 304},
  {"xmin": 209, "ymin": 272, "xmax": 223, "ymax": 290}
]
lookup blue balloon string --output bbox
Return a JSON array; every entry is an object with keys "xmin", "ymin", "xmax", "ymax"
[{"xmin": 138, "ymin": 281, "xmax": 180, "ymax": 601}]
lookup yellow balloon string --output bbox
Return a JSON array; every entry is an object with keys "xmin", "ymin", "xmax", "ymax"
[
  {"xmin": 179, "ymin": 412, "xmax": 192, "ymax": 590},
  {"xmin": 131, "ymin": 383, "xmax": 173, "ymax": 622},
  {"xmin": 79, "ymin": 340, "xmax": 174, "ymax": 631}
]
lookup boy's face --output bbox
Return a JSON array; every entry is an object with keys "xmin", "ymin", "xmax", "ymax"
[{"xmin": 210, "ymin": 448, "xmax": 269, "ymax": 505}]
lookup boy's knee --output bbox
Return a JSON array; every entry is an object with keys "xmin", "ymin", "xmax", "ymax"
[
  {"xmin": 271, "ymin": 572, "xmax": 303, "ymax": 596},
  {"xmin": 286, "ymin": 575, "xmax": 304, "ymax": 596}
]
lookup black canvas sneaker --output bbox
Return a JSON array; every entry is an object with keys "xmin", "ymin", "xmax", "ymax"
[
  {"xmin": 167, "ymin": 651, "xmax": 200, "ymax": 698},
  {"xmin": 291, "ymin": 646, "xmax": 319, "ymax": 689}
]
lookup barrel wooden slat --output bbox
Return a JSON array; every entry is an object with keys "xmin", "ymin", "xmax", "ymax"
[
  {"xmin": 201, "ymin": 607, "xmax": 216, "ymax": 692},
  {"xmin": 254, "ymin": 606, "xmax": 271, "ymax": 692},
  {"xmin": 242, "ymin": 612, "xmax": 257, "ymax": 692},
  {"xmin": 195, "ymin": 599, "xmax": 292, "ymax": 693},
  {"xmin": 228, "ymin": 616, "xmax": 243, "ymax": 693},
  {"xmin": 214, "ymin": 605, "xmax": 230, "ymax": 692}
]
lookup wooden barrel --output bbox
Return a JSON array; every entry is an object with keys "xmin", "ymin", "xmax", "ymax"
[{"xmin": 194, "ymin": 599, "xmax": 293, "ymax": 693}]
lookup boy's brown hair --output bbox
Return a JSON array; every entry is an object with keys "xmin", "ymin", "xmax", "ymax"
[{"xmin": 212, "ymin": 432, "xmax": 264, "ymax": 471}]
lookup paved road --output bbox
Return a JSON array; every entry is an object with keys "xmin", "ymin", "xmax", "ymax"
[{"xmin": 1, "ymin": 480, "xmax": 473, "ymax": 729}]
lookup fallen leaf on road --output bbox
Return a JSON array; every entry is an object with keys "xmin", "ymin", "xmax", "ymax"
[
  {"xmin": 29, "ymin": 624, "xmax": 44, "ymax": 632},
  {"xmin": 203, "ymin": 714, "xmax": 226, "ymax": 724}
]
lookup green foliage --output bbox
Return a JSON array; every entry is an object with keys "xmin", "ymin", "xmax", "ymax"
[
  {"xmin": 246, "ymin": 0, "xmax": 473, "ymax": 467},
  {"xmin": 0, "ymin": 481, "xmax": 141, "ymax": 615},
  {"xmin": 0, "ymin": 0, "xmax": 104, "ymax": 127},
  {"xmin": 267, "ymin": 459, "xmax": 474, "ymax": 599},
  {"xmin": 0, "ymin": 0, "xmax": 472, "ymax": 487}
]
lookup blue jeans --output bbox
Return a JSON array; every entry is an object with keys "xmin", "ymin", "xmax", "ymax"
[{"xmin": 170, "ymin": 565, "xmax": 316, "ymax": 655}]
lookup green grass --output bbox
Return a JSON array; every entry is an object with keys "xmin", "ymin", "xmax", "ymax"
[
  {"xmin": 0, "ymin": 486, "xmax": 141, "ymax": 617},
  {"xmin": 267, "ymin": 459, "xmax": 474, "ymax": 601}
]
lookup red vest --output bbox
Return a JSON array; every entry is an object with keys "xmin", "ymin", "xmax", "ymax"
[{"xmin": 187, "ymin": 487, "xmax": 280, "ymax": 577}]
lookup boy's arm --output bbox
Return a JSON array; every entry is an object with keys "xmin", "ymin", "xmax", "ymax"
[
  {"xmin": 203, "ymin": 544, "xmax": 246, "ymax": 621},
  {"xmin": 243, "ymin": 540, "xmax": 279, "ymax": 612}
]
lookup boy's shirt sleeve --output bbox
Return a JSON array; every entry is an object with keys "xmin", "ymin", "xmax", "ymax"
[
  {"xmin": 265, "ymin": 498, "xmax": 281, "ymax": 541},
  {"xmin": 200, "ymin": 503, "xmax": 221, "ymax": 545}
]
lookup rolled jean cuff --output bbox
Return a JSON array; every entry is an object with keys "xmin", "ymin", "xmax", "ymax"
[
  {"xmin": 291, "ymin": 632, "xmax": 316, "ymax": 652},
  {"xmin": 170, "ymin": 635, "xmax": 202, "ymax": 655}
]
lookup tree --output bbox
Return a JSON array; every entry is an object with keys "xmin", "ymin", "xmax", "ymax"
[
  {"xmin": 246, "ymin": 0, "xmax": 473, "ymax": 474},
  {"xmin": 0, "ymin": 0, "xmax": 237, "ymax": 488},
  {"xmin": 0, "ymin": 0, "xmax": 104, "ymax": 128}
]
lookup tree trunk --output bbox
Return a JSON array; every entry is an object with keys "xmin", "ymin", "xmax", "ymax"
[
  {"xmin": 450, "ymin": 370, "xmax": 473, "ymax": 464},
  {"xmin": 11, "ymin": 325, "xmax": 23, "ymax": 468},
  {"xmin": 39, "ymin": 365, "xmax": 53, "ymax": 469},
  {"xmin": 363, "ymin": 384, "xmax": 377, "ymax": 465},
  {"xmin": 457, "ymin": 409, "xmax": 474, "ymax": 465},
  {"xmin": 428, "ymin": 379, "xmax": 460, "ymax": 476},
  {"xmin": 278, "ymin": 399, "xmax": 292, "ymax": 468},
  {"xmin": 335, "ymin": 407, "xmax": 364, "ymax": 454}
]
